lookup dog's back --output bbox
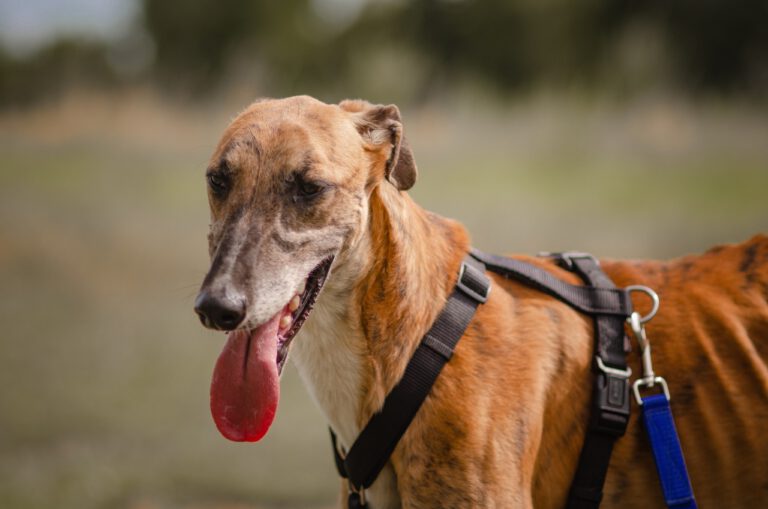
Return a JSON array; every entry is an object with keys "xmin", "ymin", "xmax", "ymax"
[{"xmin": 599, "ymin": 234, "xmax": 768, "ymax": 506}]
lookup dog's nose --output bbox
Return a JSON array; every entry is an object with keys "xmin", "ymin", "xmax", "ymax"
[{"xmin": 194, "ymin": 290, "xmax": 246, "ymax": 330}]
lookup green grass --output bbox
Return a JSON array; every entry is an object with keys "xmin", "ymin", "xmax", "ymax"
[{"xmin": 0, "ymin": 94, "xmax": 766, "ymax": 508}]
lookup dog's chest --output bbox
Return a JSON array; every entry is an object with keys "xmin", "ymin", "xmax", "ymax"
[
  {"xmin": 291, "ymin": 295, "xmax": 364, "ymax": 447},
  {"xmin": 290, "ymin": 287, "xmax": 401, "ymax": 509}
]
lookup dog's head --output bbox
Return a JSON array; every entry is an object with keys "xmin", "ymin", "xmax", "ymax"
[{"xmin": 194, "ymin": 96, "xmax": 416, "ymax": 441}]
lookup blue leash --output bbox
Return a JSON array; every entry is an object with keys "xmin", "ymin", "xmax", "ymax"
[
  {"xmin": 641, "ymin": 393, "xmax": 698, "ymax": 509},
  {"xmin": 627, "ymin": 298, "xmax": 698, "ymax": 509}
]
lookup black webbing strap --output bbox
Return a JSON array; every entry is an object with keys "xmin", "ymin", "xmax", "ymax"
[
  {"xmin": 560, "ymin": 254, "xmax": 632, "ymax": 509},
  {"xmin": 331, "ymin": 255, "xmax": 491, "ymax": 507},
  {"xmin": 469, "ymin": 249, "xmax": 633, "ymax": 318}
]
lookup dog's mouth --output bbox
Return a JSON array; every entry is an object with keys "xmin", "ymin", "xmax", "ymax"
[
  {"xmin": 209, "ymin": 256, "xmax": 334, "ymax": 443},
  {"xmin": 276, "ymin": 256, "xmax": 333, "ymax": 373}
]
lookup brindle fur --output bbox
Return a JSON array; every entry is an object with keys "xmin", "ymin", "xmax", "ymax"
[{"xmin": 198, "ymin": 95, "xmax": 768, "ymax": 508}]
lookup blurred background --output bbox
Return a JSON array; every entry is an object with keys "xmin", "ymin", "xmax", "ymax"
[{"xmin": 1, "ymin": 0, "xmax": 766, "ymax": 508}]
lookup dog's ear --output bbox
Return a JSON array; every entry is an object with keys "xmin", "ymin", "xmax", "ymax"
[{"xmin": 340, "ymin": 99, "xmax": 417, "ymax": 191}]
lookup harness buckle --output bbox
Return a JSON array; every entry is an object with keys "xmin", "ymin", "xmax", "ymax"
[
  {"xmin": 457, "ymin": 261, "xmax": 491, "ymax": 303},
  {"xmin": 592, "ymin": 356, "xmax": 632, "ymax": 436},
  {"xmin": 596, "ymin": 356, "xmax": 632, "ymax": 378}
]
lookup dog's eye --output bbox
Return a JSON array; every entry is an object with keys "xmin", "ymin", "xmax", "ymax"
[
  {"xmin": 297, "ymin": 180, "xmax": 323, "ymax": 198},
  {"xmin": 207, "ymin": 172, "xmax": 228, "ymax": 195},
  {"xmin": 289, "ymin": 174, "xmax": 327, "ymax": 201}
]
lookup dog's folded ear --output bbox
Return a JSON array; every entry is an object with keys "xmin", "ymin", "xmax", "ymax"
[{"xmin": 340, "ymin": 99, "xmax": 417, "ymax": 191}]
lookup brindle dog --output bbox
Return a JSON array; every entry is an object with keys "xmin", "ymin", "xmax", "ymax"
[{"xmin": 194, "ymin": 95, "xmax": 768, "ymax": 508}]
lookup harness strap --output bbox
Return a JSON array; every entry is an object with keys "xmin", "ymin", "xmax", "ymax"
[
  {"xmin": 331, "ymin": 255, "xmax": 491, "ymax": 505},
  {"xmin": 469, "ymin": 250, "xmax": 633, "ymax": 320},
  {"xmin": 563, "ymin": 254, "xmax": 632, "ymax": 509}
]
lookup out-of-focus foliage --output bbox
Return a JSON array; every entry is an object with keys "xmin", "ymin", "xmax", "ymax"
[
  {"xmin": 1, "ymin": 0, "xmax": 767, "ymax": 106},
  {"xmin": 141, "ymin": 0, "xmax": 768, "ymax": 98},
  {"xmin": 0, "ymin": 39, "xmax": 117, "ymax": 107},
  {"xmin": 644, "ymin": 0, "xmax": 768, "ymax": 92},
  {"xmin": 142, "ymin": 0, "xmax": 364, "ymax": 96},
  {"xmin": 403, "ymin": 0, "xmax": 768, "ymax": 94}
]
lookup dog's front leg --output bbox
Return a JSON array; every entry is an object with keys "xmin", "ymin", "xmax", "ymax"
[
  {"xmin": 395, "ymin": 462, "xmax": 531, "ymax": 509},
  {"xmin": 392, "ymin": 432, "xmax": 533, "ymax": 509}
]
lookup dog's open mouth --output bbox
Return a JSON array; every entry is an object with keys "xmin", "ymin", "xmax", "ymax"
[
  {"xmin": 276, "ymin": 256, "xmax": 333, "ymax": 373},
  {"xmin": 209, "ymin": 256, "xmax": 334, "ymax": 443}
]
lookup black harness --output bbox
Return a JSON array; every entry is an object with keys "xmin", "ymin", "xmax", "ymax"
[{"xmin": 330, "ymin": 249, "xmax": 635, "ymax": 509}]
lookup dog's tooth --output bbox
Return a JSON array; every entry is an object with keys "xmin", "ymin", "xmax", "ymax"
[
  {"xmin": 289, "ymin": 295, "xmax": 301, "ymax": 312},
  {"xmin": 280, "ymin": 315, "xmax": 292, "ymax": 330},
  {"xmin": 297, "ymin": 279, "xmax": 307, "ymax": 295}
]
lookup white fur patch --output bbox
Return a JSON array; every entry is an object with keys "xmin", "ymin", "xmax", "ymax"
[{"xmin": 291, "ymin": 256, "xmax": 401, "ymax": 508}]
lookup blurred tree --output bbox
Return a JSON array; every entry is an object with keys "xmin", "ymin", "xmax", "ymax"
[
  {"xmin": 647, "ymin": 0, "xmax": 768, "ymax": 93},
  {"xmin": 382, "ymin": 0, "xmax": 767, "ymax": 95},
  {"xmin": 143, "ymin": 0, "xmax": 264, "ymax": 89},
  {"xmin": 390, "ymin": 0, "xmax": 629, "ymax": 92},
  {"xmin": 0, "ymin": 39, "xmax": 117, "ymax": 107},
  {"xmin": 2, "ymin": 0, "xmax": 767, "ymax": 106},
  {"xmin": 142, "ymin": 0, "xmax": 337, "ymax": 94}
]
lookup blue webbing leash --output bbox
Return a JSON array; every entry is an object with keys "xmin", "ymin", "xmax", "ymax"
[
  {"xmin": 628, "ymin": 307, "xmax": 698, "ymax": 509},
  {"xmin": 641, "ymin": 394, "xmax": 697, "ymax": 509}
]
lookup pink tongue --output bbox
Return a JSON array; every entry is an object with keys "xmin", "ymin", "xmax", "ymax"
[{"xmin": 210, "ymin": 313, "xmax": 280, "ymax": 442}]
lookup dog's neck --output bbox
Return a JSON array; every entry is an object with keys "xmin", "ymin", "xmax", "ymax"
[{"xmin": 291, "ymin": 183, "xmax": 469, "ymax": 449}]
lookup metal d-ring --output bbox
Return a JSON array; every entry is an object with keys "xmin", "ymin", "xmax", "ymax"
[{"xmin": 625, "ymin": 285, "xmax": 660, "ymax": 324}]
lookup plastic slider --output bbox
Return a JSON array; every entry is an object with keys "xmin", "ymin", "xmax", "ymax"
[{"xmin": 456, "ymin": 262, "xmax": 491, "ymax": 304}]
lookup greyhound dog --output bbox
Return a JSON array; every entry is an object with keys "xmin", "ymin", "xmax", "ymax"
[{"xmin": 194, "ymin": 95, "xmax": 768, "ymax": 508}]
